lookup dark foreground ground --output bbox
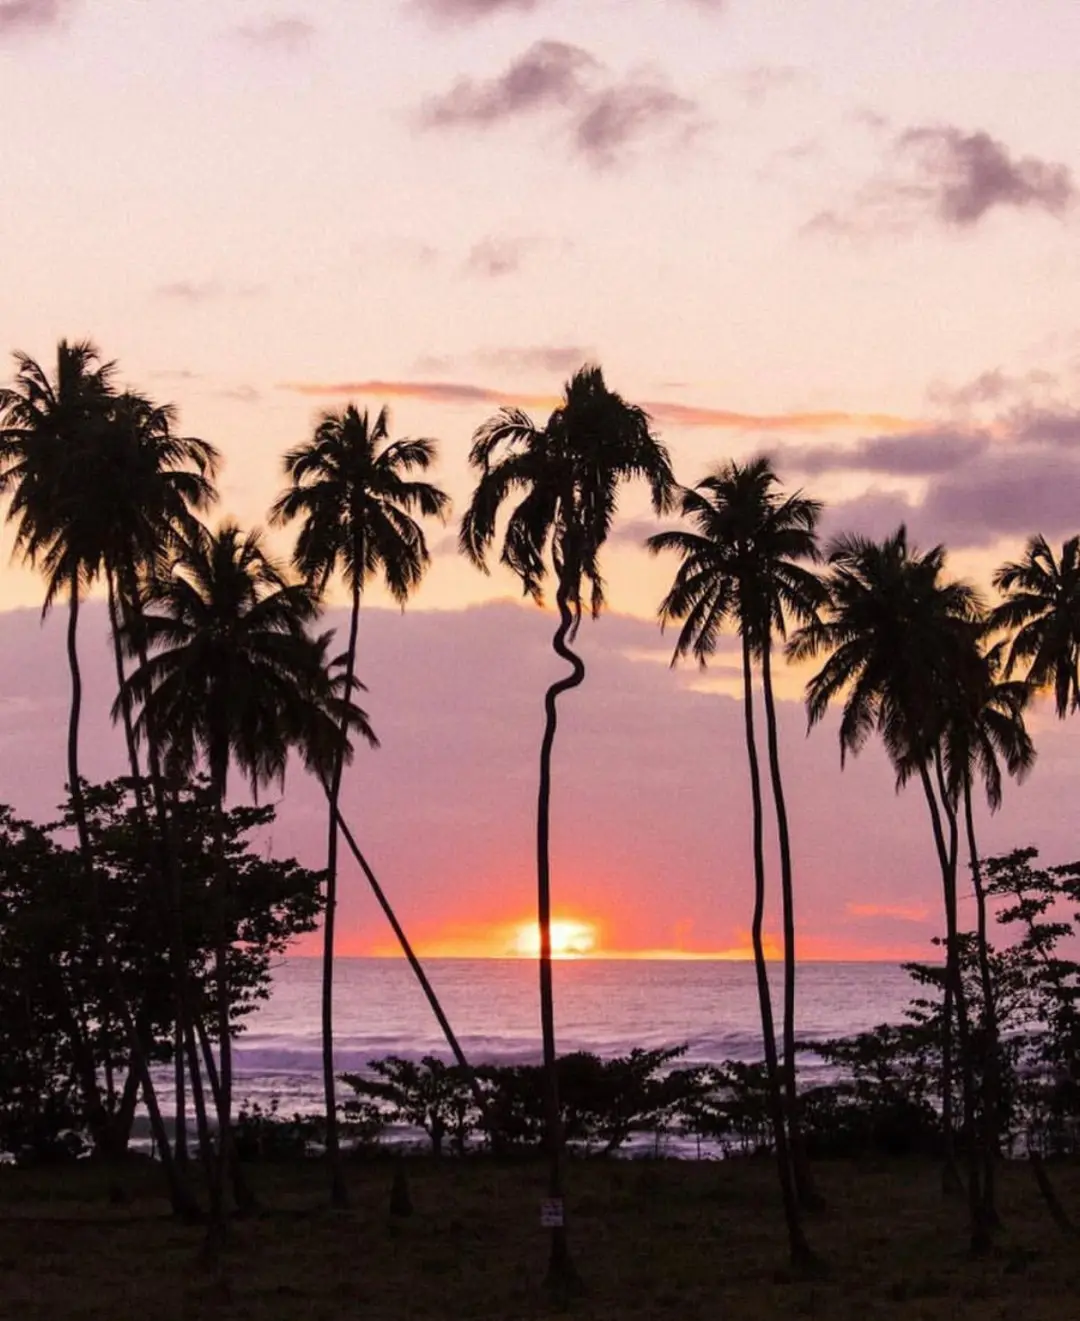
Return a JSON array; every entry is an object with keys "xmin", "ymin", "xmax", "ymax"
[{"xmin": 0, "ymin": 1156, "xmax": 1078, "ymax": 1319}]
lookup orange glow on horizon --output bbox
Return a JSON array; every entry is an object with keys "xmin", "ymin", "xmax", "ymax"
[{"xmin": 510, "ymin": 918, "xmax": 598, "ymax": 959}]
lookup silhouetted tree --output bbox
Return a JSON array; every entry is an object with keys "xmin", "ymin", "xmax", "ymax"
[
  {"xmin": 790, "ymin": 527, "xmax": 991, "ymax": 1252},
  {"xmin": 461, "ymin": 364, "xmax": 675, "ymax": 1292},
  {"xmin": 648, "ymin": 456, "xmax": 825, "ymax": 1266},
  {"xmin": 271, "ymin": 403, "xmax": 448, "ymax": 1206},
  {"xmin": 992, "ymin": 534, "xmax": 1080, "ymax": 718},
  {"xmin": 122, "ymin": 520, "xmax": 368, "ymax": 1250},
  {"xmin": 0, "ymin": 341, "xmax": 195, "ymax": 1215}
]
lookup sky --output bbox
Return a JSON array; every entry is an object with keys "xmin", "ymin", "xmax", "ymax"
[{"xmin": 2, "ymin": 0, "xmax": 1080, "ymax": 960}]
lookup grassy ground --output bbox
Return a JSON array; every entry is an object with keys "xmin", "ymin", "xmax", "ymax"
[{"xmin": 1, "ymin": 1156, "xmax": 1078, "ymax": 1320}]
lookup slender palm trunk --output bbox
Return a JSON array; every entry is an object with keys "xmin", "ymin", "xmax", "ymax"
[
  {"xmin": 917, "ymin": 758, "xmax": 988, "ymax": 1253},
  {"xmin": 128, "ymin": 611, "xmax": 215, "ymax": 1185},
  {"xmin": 536, "ymin": 577, "xmax": 585, "ymax": 1293},
  {"xmin": 66, "ymin": 572, "xmax": 196, "ymax": 1217},
  {"xmin": 321, "ymin": 576, "xmax": 361, "ymax": 1207},
  {"xmin": 741, "ymin": 636, "xmax": 815, "ymax": 1270},
  {"xmin": 963, "ymin": 778, "xmax": 1000, "ymax": 1227},
  {"xmin": 329, "ymin": 800, "xmax": 490, "ymax": 1128},
  {"xmin": 759, "ymin": 640, "xmax": 822, "ymax": 1211},
  {"xmin": 204, "ymin": 749, "xmax": 235, "ymax": 1255}
]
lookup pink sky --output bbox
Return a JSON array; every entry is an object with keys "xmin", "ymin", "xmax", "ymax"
[{"xmin": 2, "ymin": 0, "xmax": 1080, "ymax": 958}]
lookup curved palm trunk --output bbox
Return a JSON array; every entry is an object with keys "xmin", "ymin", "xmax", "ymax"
[
  {"xmin": 962, "ymin": 777, "xmax": 1001, "ymax": 1227},
  {"xmin": 329, "ymin": 800, "xmax": 490, "ymax": 1128},
  {"xmin": 741, "ymin": 636, "xmax": 815, "ymax": 1271},
  {"xmin": 917, "ymin": 757, "xmax": 988, "ymax": 1253},
  {"xmin": 759, "ymin": 640, "xmax": 822, "ymax": 1212},
  {"xmin": 321, "ymin": 576, "xmax": 361, "ymax": 1208},
  {"xmin": 66, "ymin": 572, "xmax": 196, "ymax": 1217},
  {"xmin": 536, "ymin": 578, "xmax": 585, "ymax": 1294}
]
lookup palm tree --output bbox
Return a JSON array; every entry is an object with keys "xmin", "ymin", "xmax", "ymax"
[
  {"xmin": 789, "ymin": 527, "xmax": 991, "ymax": 1252},
  {"xmin": 122, "ymin": 520, "xmax": 370, "ymax": 1248},
  {"xmin": 0, "ymin": 342, "xmax": 197, "ymax": 1215},
  {"xmin": 647, "ymin": 456, "xmax": 825, "ymax": 1264},
  {"xmin": 939, "ymin": 639, "xmax": 1034, "ymax": 1225},
  {"xmin": 991, "ymin": 534, "xmax": 1080, "ymax": 718},
  {"xmin": 460, "ymin": 364, "xmax": 675, "ymax": 1291},
  {"xmin": 271, "ymin": 403, "xmax": 449, "ymax": 1207}
]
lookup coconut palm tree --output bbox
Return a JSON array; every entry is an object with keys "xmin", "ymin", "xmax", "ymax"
[
  {"xmin": 121, "ymin": 519, "xmax": 372, "ymax": 1248},
  {"xmin": 939, "ymin": 639, "xmax": 1034, "ymax": 1224},
  {"xmin": 271, "ymin": 403, "xmax": 449, "ymax": 1207},
  {"xmin": 991, "ymin": 534, "xmax": 1080, "ymax": 718},
  {"xmin": 0, "ymin": 342, "xmax": 197, "ymax": 1215},
  {"xmin": 460, "ymin": 364, "xmax": 675, "ymax": 1291},
  {"xmin": 788, "ymin": 527, "xmax": 991, "ymax": 1252},
  {"xmin": 647, "ymin": 456, "xmax": 825, "ymax": 1265}
]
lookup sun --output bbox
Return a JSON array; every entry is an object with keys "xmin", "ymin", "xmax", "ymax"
[{"xmin": 511, "ymin": 918, "xmax": 597, "ymax": 959}]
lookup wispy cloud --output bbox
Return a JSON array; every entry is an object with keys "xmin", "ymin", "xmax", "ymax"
[
  {"xmin": 807, "ymin": 123, "xmax": 1076, "ymax": 235},
  {"xmin": 280, "ymin": 377, "xmax": 917, "ymax": 433},
  {"xmin": 847, "ymin": 902, "xmax": 930, "ymax": 923},
  {"xmin": 233, "ymin": 16, "xmax": 315, "ymax": 51},
  {"xmin": 418, "ymin": 41, "xmax": 704, "ymax": 166},
  {"xmin": 155, "ymin": 280, "xmax": 265, "ymax": 302},
  {"xmin": 477, "ymin": 346, "xmax": 593, "ymax": 374},
  {"xmin": 0, "ymin": 0, "xmax": 70, "ymax": 34},
  {"xmin": 574, "ymin": 77, "xmax": 701, "ymax": 169},
  {"xmin": 463, "ymin": 236, "xmax": 536, "ymax": 278},
  {"xmin": 419, "ymin": 41, "xmax": 595, "ymax": 128},
  {"xmin": 410, "ymin": 0, "xmax": 540, "ymax": 18}
]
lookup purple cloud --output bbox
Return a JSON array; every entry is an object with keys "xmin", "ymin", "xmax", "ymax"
[
  {"xmin": 573, "ymin": 77, "xmax": 700, "ymax": 168},
  {"xmin": 781, "ymin": 429, "xmax": 989, "ymax": 478},
  {"xmin": 899, "ymin": 125, "xmax": 1075, "ymax": 227},
  {"xmin": 478, "ymin": 345, "xmax": 592, "ymax": 374},
  {"xmin": 233, "ymin": 17, "xmax": 315, "ymax": 51},
  {"xmin": 0, "ymin": 0, "xmax": 70, "ymax": 33},
  {"xmin": 411, "ymin": 0, "xmax": 541, "ymax": 19},
  {"xmin": 807, "ymin": 123, "xmax": 1075, "ymax": 236},
  {"xmin": 418, "ymin": 41, "xmax": 596, "ymax": 128},
  {"xmin": 419, "ymin": 42, "xmax": 704, "ymax": 166},
  {"xmin": 5, "ymin": 596, "xmax": 1060, "ymax": 961}
]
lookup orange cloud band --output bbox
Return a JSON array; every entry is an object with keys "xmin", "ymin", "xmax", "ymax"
[{"xmin": 279, "ymin": 379, "xmax": 918, "ymax": 433}]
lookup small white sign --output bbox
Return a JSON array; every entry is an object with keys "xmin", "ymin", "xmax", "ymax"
[{"xmin": 540, "ymin": 1198, "xmax": 565, "ymax": 1228}]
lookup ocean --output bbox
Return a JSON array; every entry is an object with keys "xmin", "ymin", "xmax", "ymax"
[{"xmin": 220, "ymin": 957, "xmax": 919, "ymax": 1117}]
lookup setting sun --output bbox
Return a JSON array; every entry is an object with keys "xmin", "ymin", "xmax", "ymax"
[{"xmin": 511, "ymin": 919, "xmax": 598, "ymax": 959}]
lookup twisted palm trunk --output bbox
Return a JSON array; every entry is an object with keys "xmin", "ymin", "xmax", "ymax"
[
  {"xmin": 917, "ymin": 758, "xmax": 988, "ymax": 1253},
  {"xmin": 321, "ymin": 574, "xmax": 361, "ymax": 1208},
  {"xmin": 962, "ymin": 778, "xmax": 1001, "ymax": 1226},
  {"xmin": 741, "ymin": 635, "xmax": 814, "ymax": 1270},
  {"xmin": 537, "ymin": 576, "xmax": 585, "ymax": 1292},
  {"xmin": 759, "ymin": 639, "xmax": 822, "ymax": 1211},
  {"xmin": 66, "ymin": 573, "xmax": 195, "ymax": 1216}
]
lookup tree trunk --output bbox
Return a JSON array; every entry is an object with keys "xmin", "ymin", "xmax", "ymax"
[
  {"xmin": 759, "ymin": 640, "xmax": 823, "ymax": 1212},
  {"xmin": 204, "ymin": 752, "xmax": 234, "ymax": 1257},
  {"xmin": 329, "ymin": 800, "xmax": 491, "ymax": 1131},
  {"xmin": 536, "ymin": 577, "xmax": 586, "ymax": 1296},
  {"xmin": 66, "ymin": 573, "xmax": 197, "ymax": 1219},
  {"xmin": 174, "ymin": 1019, "xmax": 188, "ymax": 1165},
  {"xmin": 918, "ymin": 757, "xmax": 988, "ymax": 1253},
  {"xmin": 741, "ymin": 635, "xmax": 817, "ymax": 1272},
  {"xmin": 963, "ymin": 777, "xmax": 1000, "ymax": 1228},
  {"xmin": 321, "ymin": 575, "xmax": 361, "ymax": 1208}
]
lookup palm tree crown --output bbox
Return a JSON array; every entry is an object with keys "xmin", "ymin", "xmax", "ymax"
[
  {"xmin": 991, "ymin": 534, "xmax": 1080, "ymax": 719},
  {"xmin": 789, "ymin": 527, "xmax": 984, "ymax": 773},
  {"xmin": 123, "ymin": 521, "xmax": 367, "ymax": 793},
  {"xmin": 0, "ymin": 340, "xmax": 116, "ymax": 606},
  {"xmin": 460, "ymin": 365, "xmax": 676, "ymax": 620},
  {"xmin": 271, "ymin": 404, "xmax": 449, "ymax": 601},
  {"xmin": 648, "ymin": 456, "xmax": 825, "ymax": 659}
]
